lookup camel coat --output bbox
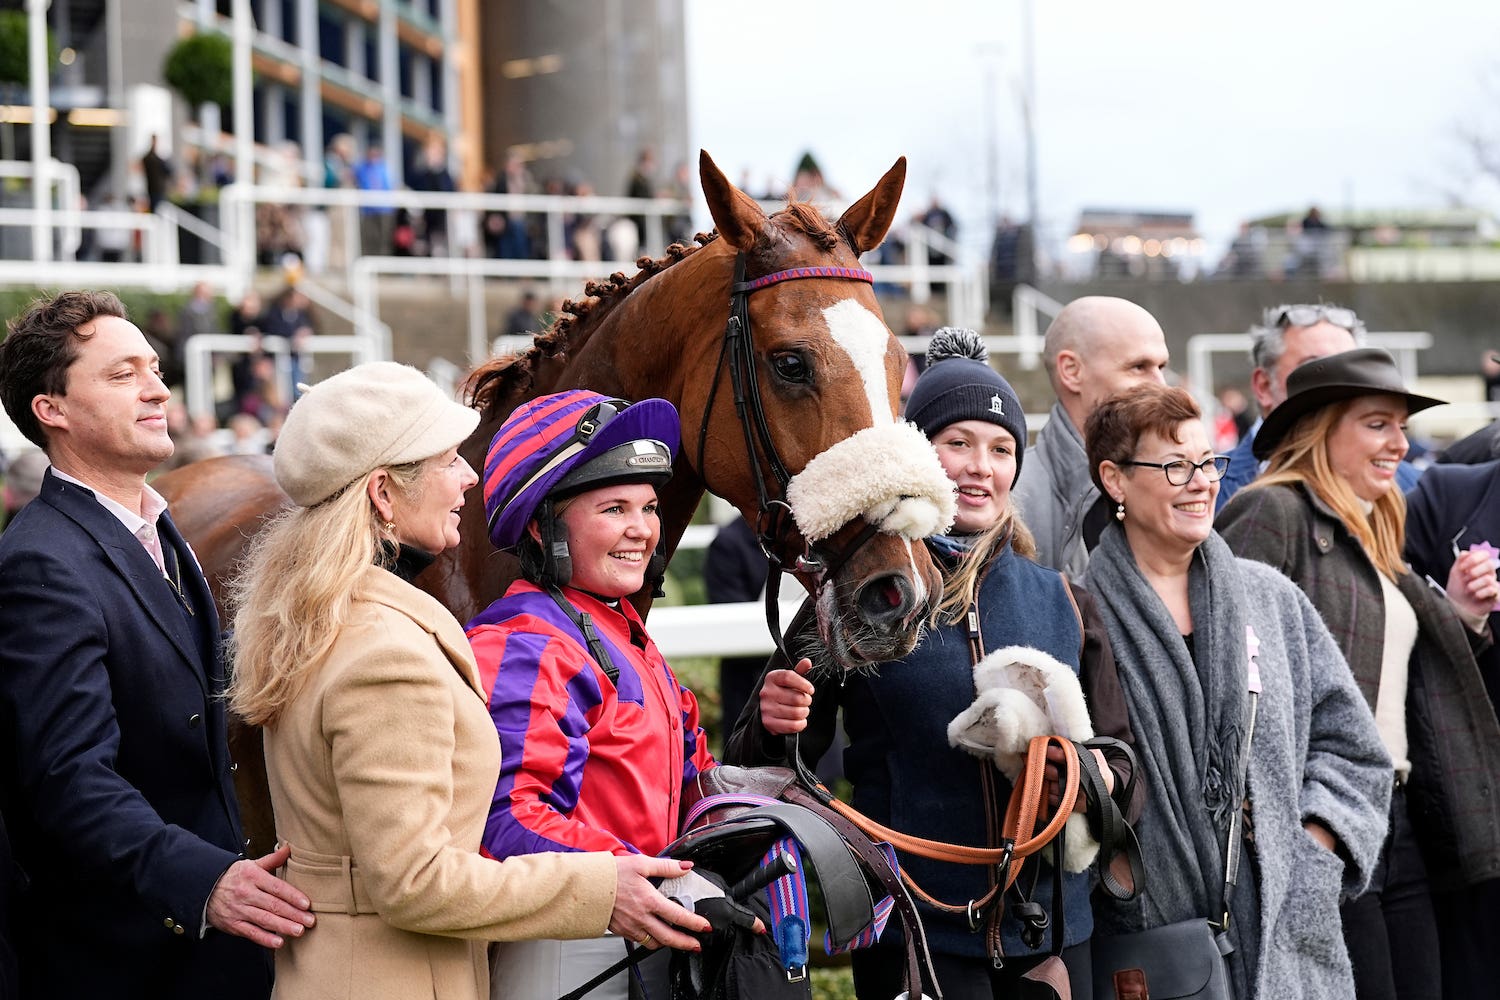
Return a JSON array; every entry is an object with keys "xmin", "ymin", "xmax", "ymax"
[{"xmin": 265, "ymin": 565, "xmax": 619, "ymax": 1000}]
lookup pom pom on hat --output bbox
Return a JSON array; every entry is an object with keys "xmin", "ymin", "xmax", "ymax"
[
  {"xmin": 904, "ymin": 328, "xmax": 1027, "ymax": 483},
  {"xmin": 273, "ymin": 361, "xmax": 480, "ymax": 507}
]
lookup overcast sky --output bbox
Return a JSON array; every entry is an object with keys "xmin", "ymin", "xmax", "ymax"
[{"xmin": 685, "ymin": 0, "xmax": 1500, "ymax": 259}]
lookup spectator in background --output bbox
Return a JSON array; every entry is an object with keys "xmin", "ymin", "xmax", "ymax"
[
  {"xmin": 563, "ymin": 180, "xmax": 602, "ymax": 261},
  {"xmin": 354, "ymin": 144, "xmax": 396, "ymax": 256},
  {"xmin": 1, "ymin": 449, "xmax": 47, "ymax": 531},
  {"xmin": 141, "ymin": 135, "xmax": 170, "ymax": 210},
  {"xmin": 918, "ymin": 195, "xmax": 958, "ymax": 265},
  {"xmin": 1483, "ymin": 350, "xmax": 1500, "ymax": 404},
  {"xmin": 1214, "ymin": 304, "xmax": 1419, "ymax": 512},
  {"xmin": 703, "ymin": 516, "xmax": 767, "ymax": 743},
  {"xmin": 409, "ymin": 137, "xmax": 456, "ymax": 257},
  {"xmin": 260, "ymin": 287, "xmax": 316, "ymax": 391},
  {"xmin": 1011, "ymin": 296, "xmax": 1170, "ymax": 580},
  {"xmin": 95, "ymin": 192, "xmax": 134, "ymax": 263},
  {"xmin": 140, "ymin": 307, "xmax": 180, "ymax": 392},
  {"xmin": 175, "ymin": 282, "xmax": 222, "ymax": 386},
  {"xmin": 485, "ymin": 153, "xmax": 537, "ymax": 261},
  {"xmin": 788, "ymin": 151, "xmax": 840, "ymax": 204},
  {"xmin": 988, "ymin": 217, "xmax": 1033, "ymax": 317},
  {"xmin": 1219, "ymin": 222, "xmax": 1267, "ymax": 278},
  {"xmin": 503, "ymin": 291, "xmax": 542, "ymax": 338},
  {"xmin": 626, "ymin": 146, "xmax": 657, "ymax": 249},
  {"xmin": 662, "ymin": 160, "xmax": 695, "ymax": 246}
]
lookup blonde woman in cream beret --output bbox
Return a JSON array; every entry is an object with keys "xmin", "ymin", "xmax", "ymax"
[{"xmin": 228, "ymin": 362, "xmax": 708, "ymax": 1000}]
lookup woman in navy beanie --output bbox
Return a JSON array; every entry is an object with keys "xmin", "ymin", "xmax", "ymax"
[{"xmin": 729, "ymin": 329, "xmax": 1140, "ymax": 999}]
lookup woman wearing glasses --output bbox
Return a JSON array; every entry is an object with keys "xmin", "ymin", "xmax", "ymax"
[
  {"xmin": 1218, "ymin": 348, "xmax": 1500, "ymax": 1000},
  {"xmin": 1084, "ymin": 382, "xmax": 1389, "ymax": 1000}
]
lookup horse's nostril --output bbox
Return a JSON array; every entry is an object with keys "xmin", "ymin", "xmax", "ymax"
[{"xmin": 856, "ymin": 574, "xmax": 913, "ymax": 625}]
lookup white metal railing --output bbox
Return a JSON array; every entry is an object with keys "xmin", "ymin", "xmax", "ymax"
[
  {"xmin": 181, "ymin": 332, "xmax": 382, "ymax": 422},
  {"xmin": 1008, "ymin": 284, "xmax": 1064, "ymax": 370},
  {"xmin": 292, "ymin": 275, "xmax": 392, "ymax": 357},
  {"xmin": 1185, "ymin": 331, "xmax": 1434, "ymax": 419},
  {"xmin": 0, "ymin": 158, "xmax": 81, "ymax": 257},
  {"xmin": 352, "ymin": 253, "xmax": 983, "ymax": 368}
]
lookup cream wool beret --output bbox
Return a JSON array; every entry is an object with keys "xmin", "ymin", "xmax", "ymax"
[{"xmin": 274, "ymin": 361, "xmax": 481, "ymax": 507}]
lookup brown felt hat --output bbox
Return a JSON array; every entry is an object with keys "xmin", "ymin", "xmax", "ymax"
[{"xmin": 1253, "ymin": 348, "xmax": 1445, "ymax": 461}]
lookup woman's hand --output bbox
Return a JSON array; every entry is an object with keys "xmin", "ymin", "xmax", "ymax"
[
  {"xmin": 1303, "ymin": 820, "xmax": 1338, "ymax": 854},
  {"xmin": 1043, "ymin": 745, "xmax": 1113, "ymax": 814},
  {"xmin": 1445, "ymin": 548, "xmax": 1499, "ymax": 631},
  {"xmin": 758, "ymin": 658, "xmax": 815, "ymax": 736},
  {"xmin": 607, "ymin": 856, "xmax": 711, "ymax": 952}
]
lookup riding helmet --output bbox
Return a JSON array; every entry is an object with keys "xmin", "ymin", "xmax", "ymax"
[{"xmin": 482, "ymin": 389, "xmax": 680, "ymax": 550}]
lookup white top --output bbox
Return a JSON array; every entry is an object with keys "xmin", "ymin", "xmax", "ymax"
[{"xmin": 1375, "ymin": 570, "xmax": 1418, "ymax": 782}]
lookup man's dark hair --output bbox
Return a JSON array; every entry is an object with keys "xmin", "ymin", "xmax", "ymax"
[{"xmin": 0, "ymin": 291, "xmax": 128, "ymax": 449}]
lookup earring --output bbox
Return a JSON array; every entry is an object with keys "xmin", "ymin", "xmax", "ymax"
[
  {"xmin": 383, "ymin": 520, "xmax": 396, "ymax": 534},
  {"xmin": 1115, "ymin": 502, "xmax": 1125, "ymax": 522}
]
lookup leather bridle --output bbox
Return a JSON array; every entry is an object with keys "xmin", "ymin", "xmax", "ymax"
[{"xmin": 694, "ymin": 253, "xmax": 883, "ymax": 663}]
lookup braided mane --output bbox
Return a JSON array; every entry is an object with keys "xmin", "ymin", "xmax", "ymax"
[
  {"xmin": 466, "ymin": 231, "xmax": 717, "ymax": 417},
  {"xmin": 465, "ymin": 200, "xmax": 842, "ymax": 418}
]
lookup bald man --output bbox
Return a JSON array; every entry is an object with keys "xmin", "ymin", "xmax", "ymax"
[{"xmin": 1012, "ymin": 296, "xmax": 1170, "ymax": 579}]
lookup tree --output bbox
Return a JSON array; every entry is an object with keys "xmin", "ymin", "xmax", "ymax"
[
  {"xmin": 0, "ymin": 10, "xmax": 58, "ymax": 88},
  {"xmin": 163, "ymin": 33, "xmax": 233, "ymax": 112}
]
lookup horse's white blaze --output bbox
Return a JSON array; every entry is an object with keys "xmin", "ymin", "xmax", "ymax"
[
  {"xmin": 822, "ymin": 298, "xmax": 894, "ymax": 425},
  {"xmin": 904, "ymin": 537, "xmax": 927, "ymax": 606}
]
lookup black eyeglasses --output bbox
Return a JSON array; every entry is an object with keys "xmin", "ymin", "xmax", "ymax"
[
  {"xmin": 1120, "ymin": 455, "xmax": 1231, "ymax": 486},
  {"xmin": 1269, "ymin": 304, "xmax": 1360, "ymax": 332}
]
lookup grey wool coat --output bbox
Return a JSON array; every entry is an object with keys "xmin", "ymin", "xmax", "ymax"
[
  {"xmin": 1011, "ymin": 402, "xmax": 1096, "ymax": 580},
  {"xmin": 1218, "ymin": 481, "xmax": 1500, "ymax": 890},
  {"xmin": 1086, "ymin": 531, "xmax": 1390, "ymax": 1000}
]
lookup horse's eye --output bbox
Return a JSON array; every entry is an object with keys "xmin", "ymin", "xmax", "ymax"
[{"xmin": 771, "ymin": 351, "xmax": 812, "ymax": 384}]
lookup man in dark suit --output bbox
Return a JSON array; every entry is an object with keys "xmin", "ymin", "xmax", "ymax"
[
  {"xmin": 1406, "ymin": 459, "xmax": 1500, "ymax": 1000},
  {"xmin": 0, "ymin": 291, "xmax": 313, "ymax": 999}
]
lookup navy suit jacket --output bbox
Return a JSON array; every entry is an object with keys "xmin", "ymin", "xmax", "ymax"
[
  {"xmin": 1406, "ymin": 459, "xmax": 1500, "ymax": 704},
  {"xmin": 0, "ymin": 469, "xmax": 269, "ymax": 999}
]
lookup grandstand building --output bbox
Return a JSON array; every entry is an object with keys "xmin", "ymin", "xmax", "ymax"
[{"xmin": 6, "ymin": 0, "xmax": 687, "ymax": 203}]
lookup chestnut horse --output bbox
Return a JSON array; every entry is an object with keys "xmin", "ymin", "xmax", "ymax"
[{"xmin": 157, "ymin": 151, "xmax": 954, "ymax": 855}]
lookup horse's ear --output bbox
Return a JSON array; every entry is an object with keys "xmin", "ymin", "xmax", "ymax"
[
  {"xmin": 700, "ymin": 149, "xmax": 769, "ymax": 251},
  {"xmin": 838, "ymin": 156, "xmax": 907, "ymax": 254}
]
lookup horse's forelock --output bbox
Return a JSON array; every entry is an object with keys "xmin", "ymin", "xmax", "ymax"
[{"xmin": 775, "ymin": 201, "xmax": 841, "ymax": 252}]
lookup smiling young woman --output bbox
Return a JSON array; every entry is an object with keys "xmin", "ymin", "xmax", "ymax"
[
  {"xmin": 729, "ymin": 329, "xmax": 1142, "ymax": 1000},
  {"xmin": 1218, "ymin": 348, "xmax": 1500, "ymax": 1000}
]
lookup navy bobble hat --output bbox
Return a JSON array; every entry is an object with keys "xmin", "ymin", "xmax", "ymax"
[{"xmin": 905, "ymin": 328, "xmax": 1027, "ymax": 482}]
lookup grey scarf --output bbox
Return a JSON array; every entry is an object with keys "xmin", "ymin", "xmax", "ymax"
[{"xmin": 1085, "ymin": 525, "xmax": 1250, "ymax": 929}]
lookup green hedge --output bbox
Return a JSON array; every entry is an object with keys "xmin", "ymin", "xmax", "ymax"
[{"xmin": 0, "ymin": 288, "xmax": 192, "ymax": 335}]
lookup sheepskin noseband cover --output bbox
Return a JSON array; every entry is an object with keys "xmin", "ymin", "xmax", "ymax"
[
  {"xmin": 784, "ymin": 421, "xmax": 957, "ymax": 542},
  {"xmin": 948, "ymin": 644, "xmax": 1101, "ymax": 873}
]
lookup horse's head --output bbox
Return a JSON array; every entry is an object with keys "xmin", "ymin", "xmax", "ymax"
[{"xmin": 685, "ymin": 152, "xmax": 953, "ymax": 668}]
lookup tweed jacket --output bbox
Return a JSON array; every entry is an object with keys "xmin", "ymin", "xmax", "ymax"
[
  {"xmin": 1218, "ymin": 481, "xmax": 1500, "ymax": 889},
  {"xmin": 1011, "ymin": 402, "xmax": 1096, "ymax": 580},
  {"xmin": 264, "ymin": 564, "xmax": 618, "ymax": 1000}
]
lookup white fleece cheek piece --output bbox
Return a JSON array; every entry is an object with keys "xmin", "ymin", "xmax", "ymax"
[
  {"xmin": 784, "ymin": 420, "xmax": 957, "ymax": 542},
  {"xmin": 947, "ymin": 644, "xmax": 1100, "ymax": 873}
]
